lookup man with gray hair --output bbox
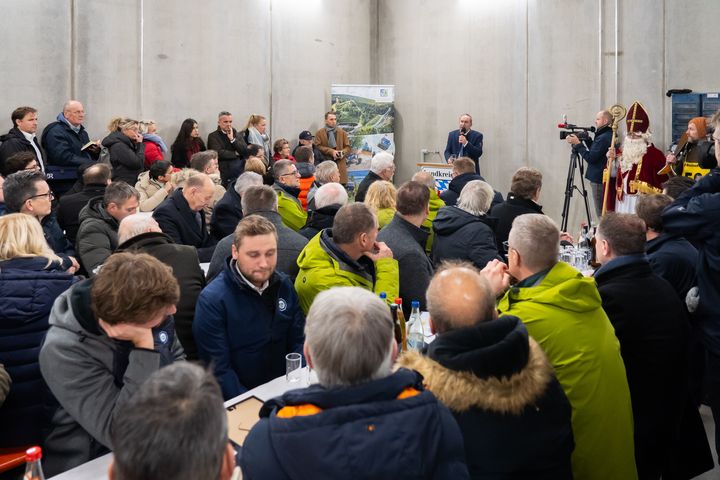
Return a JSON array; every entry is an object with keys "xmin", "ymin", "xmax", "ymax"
[
  {"xmin": 240, "ymin": 286, "xmax": 469, "ymax": 479},
  {"xmin": 116, "ymin": 214, "xmax": 205, "ymax": 360},
  {"xmin": 207, "ymin": 185, "xmax": 308, "ymax": 281},
  {"xmin": 110, "ymin": 363, "xmax": 238, "ymax": 480},
  {"xmin": 272, "ymin": 159, "xmax": 307, "ymax": 231},
  {"xmin": 295, "ymin": 203, "xmax": 399, "ymax": 314},
  {"xmin": 207, "ymin": 111, "xmax": 247, "ymax": 187},
  {"xmin": 299, "ymin": 182, "xmax": 348, "ymax": 240},
  {"xmin": 210, "ymin": 171, "xmax": 263, "ymax": 240},
  {"xmin": 489, "ymin": 213, "xmax": 637, "ymax": 480},
  {"xmin": 432, "ymin": 179, "xmax": 502, "ymax": 269},
  {"xmin": 153, "ymin": 173, "xmax": 218, "ymax": 262},
  {"xmin": 307, "ymin": 160, "xmax": 341, "ymax": 209},
  {"xmin": 354, "ymin": 151, "xmax": 395, "ymax": 203},
  {"xmin": 41, "ymin": 100, "xmax": 101, "ymax": 196}
]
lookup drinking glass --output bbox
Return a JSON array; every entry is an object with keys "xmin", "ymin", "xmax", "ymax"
[{"xmin": 286, "ymin": 353, "xmax": 302, "ymax": 383}]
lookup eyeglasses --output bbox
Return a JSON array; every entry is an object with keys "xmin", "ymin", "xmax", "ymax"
[
  {"xmin": 280, "ymin": 170, "xmax": 300, "ymax": 177},
  {"xmin": 27, "ymin": 190, "xmax": 54, "ymax": 201}
]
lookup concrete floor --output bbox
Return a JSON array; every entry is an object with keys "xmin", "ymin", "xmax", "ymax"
[{"xmin": 694, "ymin": 406, "xmax": 719, "ymax": 479}]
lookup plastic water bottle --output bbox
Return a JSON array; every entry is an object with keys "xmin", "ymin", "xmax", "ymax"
[
  {"xmin": 24, "ymin": 446, "xmax": 45, "ymax": 480},
  {"xmin": 406, "ymin": 301, "xmax": 425, "ymax": 351}
]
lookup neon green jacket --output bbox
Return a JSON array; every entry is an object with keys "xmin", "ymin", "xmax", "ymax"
[
  {"xmin": 423, "ymin": 189, "xmax": 445, "ymax": 253},
  {"xmin": 377, "ymin": 208, "xmax": 396, "ymax": 230},
  {"xmin": 498, "ymin": 261, "xmax": 637, "ymax": 480},
  {"xmin": 295, "ymin": 230, "xmax": 399, "ymax": 315},
  {"xmin": 274, "ymin": 185, "xmax": 308, "ymax": 232}
]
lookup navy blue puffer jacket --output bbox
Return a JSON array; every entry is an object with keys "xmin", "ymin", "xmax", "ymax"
[
  {"xmin": 0, "ymin": 257, "xmax": 77, "ymax": 447},
  {"xmin": 240, "ymin": 368, "xmax": 469, "ymax": 479}
]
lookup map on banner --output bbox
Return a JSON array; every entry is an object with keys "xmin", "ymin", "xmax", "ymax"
[{"xmin": 331, "ymin": 85, "xmax": 395, "ymax": 181}]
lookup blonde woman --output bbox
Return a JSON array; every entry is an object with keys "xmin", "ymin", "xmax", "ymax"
[
  {"xmin": 102, "ymin": 117, "xmax": 145, "ymax": 185},
  {"xmin": 364, "ymin": 180, "xmax": 397, "ymax": 229},
  {"xmin": 244, "ymin": 156, "xmax": 267, "ymax": 176},
  {"xmin": 0, "ymin": 213, "xmax": 77, "ymax": 447},
  {"xmin": 242, "ymin": 114, "xmax": 271, "ymax": 162}
]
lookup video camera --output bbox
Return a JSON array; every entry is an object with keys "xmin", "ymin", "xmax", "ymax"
[{"xmin": 558, "ymin": 121, "xmax": 596, "ymax": 141}]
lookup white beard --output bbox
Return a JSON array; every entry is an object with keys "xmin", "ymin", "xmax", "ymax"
[{"xmin": 620, "ymin": 137, "xmax": 648, "ymax": 172}]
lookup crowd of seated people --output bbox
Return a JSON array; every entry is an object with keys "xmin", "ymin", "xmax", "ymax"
[{"xmin": 1, "ymin": 101, "xmax": 720, "ymax": 480}]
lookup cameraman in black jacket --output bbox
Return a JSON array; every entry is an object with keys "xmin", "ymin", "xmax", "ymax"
[{"xmin": 566, "ymin": 110, "xmax": 613, "ymax": 218}]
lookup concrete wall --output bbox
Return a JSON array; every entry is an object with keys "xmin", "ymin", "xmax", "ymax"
[
  {"xmin": 379, "ymin": 0, "xmax": 720, "ymax": 229},
  {"xmin": 0, "ymin": 0, "xmax": 373, "ymax": 152}
]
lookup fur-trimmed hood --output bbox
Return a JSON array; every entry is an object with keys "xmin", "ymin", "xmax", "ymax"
[{"xmin": 398, "ymin": 318, "xmax": 554, "ymax": 415}]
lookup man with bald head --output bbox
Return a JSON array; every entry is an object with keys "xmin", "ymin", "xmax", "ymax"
[
  {"xmin": 399, "ymin": 263, "xmax": 573, "ymax": 479},
  {"xmin": 412, "ymin": 170, "xmax": 445, "ymax": 252},
  {"xmin": 153, "ymin": 173, "xmax": 218, "ymax": 262},
  {"xmin": 42, "ymin": 100, "xmax": 100, "ymax": 168},
  {"xmin": 565, "ymin": 110, "xmax": 613, "ymax": 218},
  {"xmin": 444, "ymin": 114, "xmax": 483, "ymax": 174},
  {"xmin": 41, "ymin": 100, "xmax": 101, "ymax": 196},
  {"xmin": 116, "ymin": 214, "xmax": 205, "ymax": 359},
  {"xmin": 490, "ymin": 214, "xmax": 637, "ymax": 480}
]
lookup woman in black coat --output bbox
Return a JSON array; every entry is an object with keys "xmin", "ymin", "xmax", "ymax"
[
  {"xmin": 170, "ymin": 118, "xmax": 206, "ymax": 169},
  {"xmin": 0, "ymin": 213, "xmax": 78, "ymax": 447},
  {"xmin": 102, "ymin": 117, "xmax": 145, "ymax": 185},
  {"xmin": 433, "ymin": 179, "xmax": 502, "ymax": 269}
]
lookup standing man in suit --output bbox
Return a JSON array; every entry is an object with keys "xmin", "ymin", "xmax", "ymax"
[
  {"xmin": 314, "ymin": 112, "xmax": 351, "ymax": 184},
  {"xmin": 444, "ymin": 114, "xmax": 483, "ymax": 175},
  {"xmin": 0, "ymin": 106, "xmax": 46, "ymax": 173}
]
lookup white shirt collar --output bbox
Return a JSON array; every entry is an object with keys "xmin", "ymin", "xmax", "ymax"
[
  {"xmin": 20, "ymin": 130, "xmax": 35, "ymax": 141},
  {"xmin": 20, "ymin": 130, "xmax": 44, "ymax": 171},
  {"xmin": 235, "ymin": 261, "xmax": 270, "ymax": 294}
]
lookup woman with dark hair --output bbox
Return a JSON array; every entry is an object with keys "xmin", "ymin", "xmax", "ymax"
[
  {"xmin": 0, "ymin": 213, "xmax": 78, "ymax": 447},
  {"xmin": 136, "ymin": 160, "xmax": 174, "ymax": 212},
  {"xmin": 170, "ymin": 118, "xmax": 206, "ymax": 169}
]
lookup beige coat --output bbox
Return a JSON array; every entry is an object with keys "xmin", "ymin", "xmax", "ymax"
[{"xmin": 135, "ymin": 171, "xmax": 169, "ymax": 212}]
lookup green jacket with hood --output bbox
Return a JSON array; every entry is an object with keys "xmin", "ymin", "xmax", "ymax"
[
  {"xmin": 497, "ymin": 261, "xmax": 638, "ymax": 480},
  {"xmin": 295, "ymin": 229, "xmax": 399, "ymax": 314},
  {"xmin": 423, "ymin": 188, "xmax": 445, "ymax": 253},
  {"xmin": 273, "ymin": 183, "xmax": 308, "ymax": 232}
]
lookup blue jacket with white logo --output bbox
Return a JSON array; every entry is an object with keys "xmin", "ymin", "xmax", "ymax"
[{"xmin": 194, "ymin": 259, "xmax": 305, "ymax": 400}]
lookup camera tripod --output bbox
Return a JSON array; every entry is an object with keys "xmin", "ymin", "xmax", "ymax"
[{"xmin": 560, "ymin": 148, "xmax": 592, "ymax": 233}]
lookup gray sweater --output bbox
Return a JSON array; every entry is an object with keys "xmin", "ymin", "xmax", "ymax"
[
  {"xmin": 377, "ymin": 213, "xmax": 434, "ymax": 317},
  {"xmin": 39, "ymin": 280, "xmax": 185, "ymax": 476}
]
